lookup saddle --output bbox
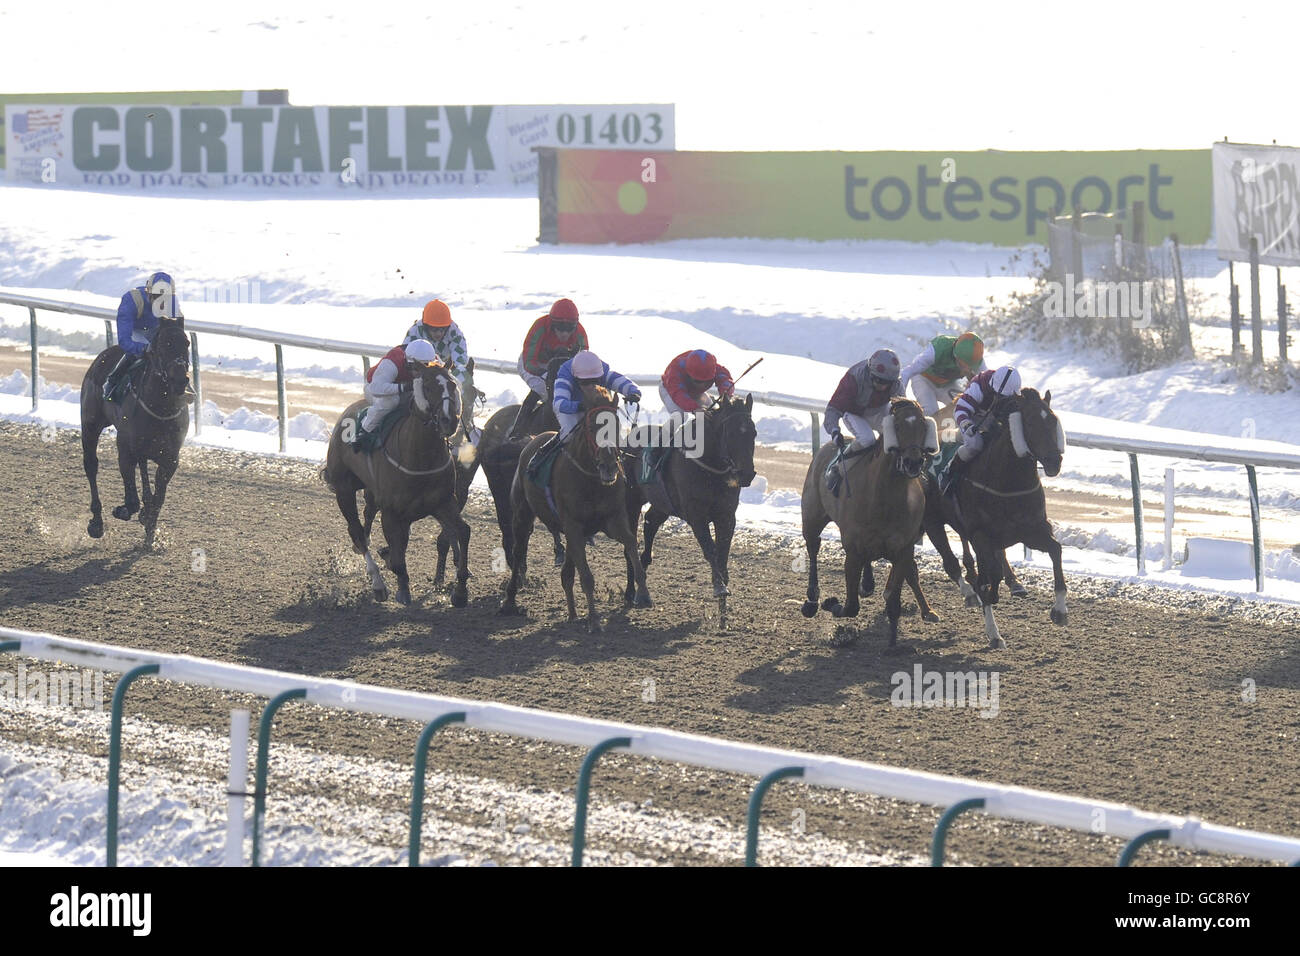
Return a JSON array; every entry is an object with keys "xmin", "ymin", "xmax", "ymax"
[
  {"xmin": 105, "ymin": 356, "xmax": 146, "ymax": 404},
  {"xmin": 346, "ymin": 402, "xmax": 409, "ymax": 453},
  {"xmin": 525, "ymin": 438, "xmax": 563, "ymax": 486}
]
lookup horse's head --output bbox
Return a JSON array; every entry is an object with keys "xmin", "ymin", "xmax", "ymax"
[
  {"xmin": 1010, "ymin": 388, "xmax": 1065, "ymax": 477},
  {"xmin": 881, "ymin": 397, "xmax": 938, "ymax": 479},
  {"xmin": 413, "ymin": 361, "xmax": 461, "ymax": 437},
  {"xmin": 703, "ymin": 393, "xmax": 757, "ymax": 487},
  {"xmin": 579, "ymin": 382, "xmax": 622, "ymax": 485},
  {"xmin": 148, "ymin": 322, "xmax": 191, "ymax": 396}
]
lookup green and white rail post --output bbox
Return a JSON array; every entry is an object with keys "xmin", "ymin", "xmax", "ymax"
[
  {"xmin": 107, "ymin": 663, "xmax": 161, "ymax": 867},
  {"xmin": 409, "ymin": 711, "xmax": 467, "ymax": 867},
  {"xmin": 744, "ymin": 766, "xmax": 805, "ymax": 867},
  {"xmin": 190, "ymin": 332, "xmax": 202, "ymax": 435},
  {"xmin": 571, "ymin": 736, "xmax": 631, "ymax": 867},
  {"xmin": 1117, "ymin": 828, "xmax": 1172, "ymax": 866},
  {"xmin": 274, "ymin": 344, "xmax": 288, "ymax": 453},
  {"xmin": 1128, "ymin": 453, "xmax": 1144, "ymax": 575},
  {"xmin": 252, "ymin": 687, "xmax": 307, "ymax": 867},
  {"xmin": 931, "ymin": 797, "xmax": 987, "ymax": 866},
  {"xmin": 28, "ymin": 306, "xmax": 38, "ymax": 412},
  {"xmin": 1246, "ymin": 465, "xmax": 1263, "ymax": 592}
]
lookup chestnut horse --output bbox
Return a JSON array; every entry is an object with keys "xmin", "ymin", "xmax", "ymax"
[
  {"xmin": 500, "ymin": 383, "xmax": 651, "ymax": 624},
  {"xmin": 800, "ymin": 397, "xmax": 939, "ymax": 646}
]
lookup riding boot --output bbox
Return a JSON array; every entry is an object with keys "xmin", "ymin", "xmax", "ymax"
[
  {"xmin": 941, "ymin": 453, "xmax": 969, "ymax": 496},
  {"xmin": 507, "ymin": 392, "xmax": 540, "ymax": 440},
  {"xmin": 102, "ymin": 354, "xmax": 131, "ymax": 402},
  {"xmin": 527, "ymin": 433, "xmax": 561, "ymax": 479}
]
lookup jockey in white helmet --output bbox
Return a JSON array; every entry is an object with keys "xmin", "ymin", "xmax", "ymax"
[
  {"xmin": 358, "ymin": 338, "xmax": 439, "ymax": 439},
  {"xmin": 941, "ymin": 365, "xmax": 1023, "ymax": 494}
]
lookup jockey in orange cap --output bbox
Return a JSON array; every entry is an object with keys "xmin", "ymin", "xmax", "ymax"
[{"xmin": 402, "ymin": 299, "xmax": 470, "ymax": 395}]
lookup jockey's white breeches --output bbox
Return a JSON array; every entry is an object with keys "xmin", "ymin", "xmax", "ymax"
[
  {"xmin": 841, "ymin": 412, "xmax": 879, "ymax": 452},
  {"xmin": 361, "ymin": 390, "xmax": 400, "ymax": 432},
  {"xmin": 910, "ymin": 377, "xmax": 964, "ymax": 416}
]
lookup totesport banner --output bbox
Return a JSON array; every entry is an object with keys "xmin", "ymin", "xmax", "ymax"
[
  {"xmin": 1212, "ymin": 142, "xmax": 1300, "ymax": 266},
  {"xmin": 542, "ymin": 148, "xmax": 1211, "ymax": 245},
  {"xmin": 3, "ymin": 104, "xmax": 673, "ymax": 191}
]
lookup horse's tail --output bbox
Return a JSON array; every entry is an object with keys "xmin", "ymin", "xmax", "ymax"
[{"xmin": 319, "ymin": 463, "xmax": 339, "ymax": 493}]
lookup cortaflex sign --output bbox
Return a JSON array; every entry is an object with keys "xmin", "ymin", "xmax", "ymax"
[{"xmin": 4, "ymin": 104, "xmax": 673, "ymax": 191}]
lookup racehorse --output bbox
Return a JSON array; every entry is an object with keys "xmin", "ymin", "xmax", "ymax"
[
  {"xmin": 625, "ymin": 393, "xmax": 757, "ymax": 628},
  {"xmin": 321, "ymin": 361, "xmax": 469, "ymax": 607},
  {"xmin": 499, "ymin": 383, "xmax": 651, "ymax": 624},
  {"xmin": 923, "ymin": 388, "xmax": 1067, "ymax": 648},
  {"xmin": 929, "ymin": 400, "xmax": 1030, "ymax": 598},
  {"xmin": 799, "ymin": 397, "xmax": 940, "ymax": 646},
  {"xmin": 473, "ymin": 353, "xmax": 574, "ymax": 568},
  {"xmin": 80, "ymin": 321, "xmax": 191, "ymax": 547}
]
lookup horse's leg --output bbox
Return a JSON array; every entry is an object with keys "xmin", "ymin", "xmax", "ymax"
[
  {"xmin": 960, "ymin": 536, "xmax": 980, "ymax": 607},
  {"xmin": 712, "ymin": 510, "xmax": 736, "ymax": 627},
  {"xmin": 565, "ymin": 523, "xmax": 600, "ymax": 626},
  {"xmin": 112, "ymin": 442, "xmax": 140, "ymax": 521},
  {"xmin": 433, "ymin": 529, "xmax": 451, "ymax": 586},
  {"xmin": 968, "ymin": 530, "xmax": 1005, "ymax": 648},
  {"xmin": 926, "ymin": 519, "xmax": 976, "ymax": 605},
  {"xmin": 82, "ymin": 416, "xmax": 107, "ymax": 538},
  {"xmin": 1003, "ymin": 550, "xmax": 1028, "ymax": 597},
  {"xmin": 688, "ymin": 518, "xmax": 721, "ymax": 595},
  {"xmin": 835, "ymin": 545, "xmax": 866, "ymax": 618},
  {"xmin": 141, "ymin": 455, "xmax": 176, "ymax": 547},
  {"xmin": 801, "ymin": 512, "xmax": 829, "ymax": 618},
  {"xmin": 433, "ymin": 499, "xmax": 471, "ymax": 608},
  {"xmin": 903, "ymin": 553, "xmax": 940, "ymax": 623},
  {"xmin": 337, "ymin": 486, "xmax": 386, "ymax": 600},
  {"xmin": 485, "ymin": 459, "xmax": 516, "ymax": 566},
  {"xmin": 559, "ymin": 549, "xmax": 578, "ymax": 621},
  {"xmin": 641, "ymin": 507, "xmax": 669, "ymax": 569},
  {"xmin": 860, "ymin": 563, "xmax": 875, "ymax": 598},
  {"xmin": 379, "ymin": 511, "xmax": 413, "ymax": 606},
  {"xmin": 610, "ymin": 507, "xmax": 652, "ymax": 610},
  {"xmin": 138, "ymin": 460, "xmax": 152, "ymax": 517},
  {"xmin": 883, "ymin": 559, "xmax": 906, "ymax": 646},
  {"xmin": 1022, "ymin": 524, "xmax": 1067, "ymax": 625},
  {"xmin": 552, "ymin": 528, "xmax": 565, "ymax": 569},
  {"xmin": 500, "ymin": 487, "xmax": 535, "ymax": 615}
]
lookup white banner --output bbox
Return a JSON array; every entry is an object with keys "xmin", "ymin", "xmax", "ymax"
[
  {"xmin": 1212, "ymin": 141, "xmax": 1300, "ymax": 265},
  {"xmin": 3, "ymin": 104, "xmax": 674, "ymax": 192}
]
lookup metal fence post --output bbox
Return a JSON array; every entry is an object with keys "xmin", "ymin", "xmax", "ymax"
[
  {"xmin": 810, "ymin": 412, "xmax": 820, "ymax": 454},
  {"xmin": 1128, "ymin": 453, "xmax": 1144, "ymax": 575},
  {"xmin": 409, "ymin": 711, "xmax": 467, "ymax": 867},
  {"xmin": 104, "ymin": 319, "xmax": 115, "ymax": 350},
  {"xmin": 572, "ymin": 736, "xmax": 631, "ymax": 867},
  {"xmin": 1250, "ymin": 237, "xmax": 1262, "ymax": 364},
  {"xmin": 252, "ymin": 688, "xmax": 307, "ymax": 867},
  {"xmin": 28, "ymin": 307, "xmax": 38, "ymax": 411},
  {"xmin": 275, "ymin": 344, "xmax": 288, "ymax": 453},
  {"xmin": 931, "ymin": 797, "xmax": 986, "ymax": 866},
  {"xmin": 1247, "ymin": 465, "xmax": 1263, "ymax": 592},
  {"xmin": 1117, "ymin": 828, "xmax": 1172, "ymax": 866},
  {"xmin": 361, "ymin": 354, "xmax": 371, "ymax": 381},
  {"xmin": 1163, "ymin": 468, "xmax": 1174, "ymax": 571},
  {"xmin": 745, "ymin": 766, "xmax": 805, "ymax": 866},
  {"xmin": 190, "ymin": 333, "xmax": 203, "ymax": 435},
  {"xmin": 107, "ymin": 663, "xmax": 161, "ymax": 867}
]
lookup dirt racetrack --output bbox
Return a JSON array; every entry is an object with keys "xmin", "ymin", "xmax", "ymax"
[{"xmin": 2, "ymin": 419, "xmax": 1299, "ymax": 866}]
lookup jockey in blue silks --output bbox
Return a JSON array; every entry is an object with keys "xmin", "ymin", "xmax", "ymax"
[
  {"xmin": 104, "ymin": 272, "xmax": 188, "ymax": 401},
  {"xmin": 528, "ymin": 349, "xmax": 641, "ymax": 471}
]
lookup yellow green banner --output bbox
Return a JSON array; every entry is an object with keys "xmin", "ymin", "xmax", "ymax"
[{"xmin": 546, "ymin": 148, "xmax": 1211, "ymax": 245}]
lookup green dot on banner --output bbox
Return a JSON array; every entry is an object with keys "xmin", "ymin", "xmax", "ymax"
[{"xmin": 617, "ymin": 180, "xmax": 648, "ymax": 215}]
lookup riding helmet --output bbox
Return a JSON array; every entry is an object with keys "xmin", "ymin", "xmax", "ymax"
[
  {"xmin": 991, "ymin": 365, "xmax": 1022, "ymax": 396},
  {"xmin": 954, "ymin": 332, "xmax": 984, "ymax": 373},
  {"xmin": 422, "ymin": 299, "xmax": 452, "ymax": 327},
  {"xmin": 571, "ymin": 350, "xmax": 604, "ymax": 380},
  {"xmin": 405, "ymin": 339, "xmax": 438, "ymax": 364},
  {"xmin": 549, "ymin": 298, "xmax": 580, "ymax": 321},
  {"xmin": 867, "ymin": 348, "xmax": 901, "ymax": 385},
  {"xmin": 684, "ymin": 349, "xmax": 717, "ymax": 382}
]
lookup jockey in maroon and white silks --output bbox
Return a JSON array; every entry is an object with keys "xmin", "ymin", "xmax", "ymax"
[
  {"xmin": 824, "ymin": 349, "xmax": 904, "ymax": 452},
  {"xmin": 361, "ymin": 339, "xmax": 439, "ymax": 434},
  {"xmin": 952, "ymin": 365, "xmax": 1023, "ymax": 463}
]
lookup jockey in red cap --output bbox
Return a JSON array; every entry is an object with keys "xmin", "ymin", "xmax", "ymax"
[
  {"xmin": 660, "ymin": 349, "xmax": 735, "ymax": 414},
  {"xmin": 508, "ymin": 297, "xmax": 590, "ymax": 439}
]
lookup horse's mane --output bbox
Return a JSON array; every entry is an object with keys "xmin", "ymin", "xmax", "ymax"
[{"xmin": 1018, "ymin": 387, "xmax": 1042, "ymax": 403}]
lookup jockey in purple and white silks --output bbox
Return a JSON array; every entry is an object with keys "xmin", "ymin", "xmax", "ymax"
[{"xmin": 529, "ymin": 349, "xmax": 641, "ymax": 464}]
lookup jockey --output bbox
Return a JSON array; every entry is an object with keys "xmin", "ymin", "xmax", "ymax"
[
  {"xmin": 898, "ymin": 331, "xmax": 985, "ymax": 415},
  {"xmin": 529, "ymin": 349, "xmax": 640, "ymax": 467},
  {"xmin": 355, "ymin": 338, "xmax": 439, "ymax": 444},
  {"xmin": 402, "ymin": 299, "xmax": 471, "ymax": 396},
  {"xmin": 104, "ymin": 271, "xmax": 187, "ymax": 401},
  {"xmin": 823, "ymin": 349, "xmax": 904, "ymax": 455},
  {"xmin": 660, "ymin": 349, "xmax": 735, "ymax": 414},
  {"xmin": 941, "ymin": 365, "xmax": 1023, "ymax": 494},
  {"xmin": 508, "ymin": 297, "xmax": 590, "ymax": 438}
]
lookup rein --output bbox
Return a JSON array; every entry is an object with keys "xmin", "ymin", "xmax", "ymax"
[
  {"xmin": 128, "ymin": 351, "xmax": 188, "ymax": 421},
  {"xmin": 377, "ymin": 377, "xmax": 456, "ymax": 477},
  {"xmin": 564, "ymin": 403, "xmax": 622, "ymax": 481}
]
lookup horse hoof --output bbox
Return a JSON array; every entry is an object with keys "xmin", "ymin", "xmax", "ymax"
[
  {"xmin": 395, "ymin": 589, "xmax": 411, "ymax": 606},
  {"xmin": 922, "ymin": 610, "xmax": 941, "ymax": 623},
  {"xmin": 1010, "ymin": 585, "xmax": 1028, "ymax": 598},
  {"xmin": 1050, "ymin": 609, "xmax": 1068, "ymax": 626},
  {"xmin": 87, "ymin": 519, "xmax": 103, "ymax": 539},
  {"xmin": 821, "ymin": 597, "xmax": 841, "ymax": 613},
  {"xmin": 433, "ymin": 574, "xmax": 446, "ymax": 586},
  {"xmin": 964, "ymin": 593, "xmax": 982, "ymax": 608},
  {"xmin": 372, "ymin": 587, "xmax": 388, "ymax": 602},
  {"xmin": 640, "ymin": 553, "xmax": 652, "ymax": 569},
  {"xmin": 859, "ymin": 583, "xmax": 875, "ymax": 598},
  {"xmin": 451, "ymin": 588, "xmax": 468, "ymax": 609},
  {"xmin": 991, "ymin": 637, "xmax": 1007, "ymax": 649},
  {"xmin": 497, "ymin": 602, "xmax": 522, "ymax": 616},
  {"xmin": 800, "ymin": 601, "xmax": 817, "ymax": 618},
  {"xmin": 713, "ymin": 584, "xmax": 730, "ymax": 598},
  {"xmin": 634, "ymin": 594, "xmax": 652, "ymax": 609},
  {"xmin": 112, "ymin": 505, "xmax": 136, "ymax": 521}
]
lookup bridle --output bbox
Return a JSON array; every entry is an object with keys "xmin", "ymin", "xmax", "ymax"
[
  {"xmin": 379, "ymin": 365, "xmax": 458, "ymax": 477},
  {"xmin": 689, "ymin": 400, "xmax": 751, "ymax": 479},
  {"xmin": 563, "ymin": 397, "xmax": 622, "ymax": 484},
  {"xmin": 128, "ymin": 330, "xmax": 189, "ymax": 421}
]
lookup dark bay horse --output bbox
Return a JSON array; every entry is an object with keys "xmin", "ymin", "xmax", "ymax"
[
  {"xmin": 321, "ymin": 362, "xmax": 469, "ymax": 607},
  {"xmin": 500, "ymin": 384, "xmax": 651, "ymax": 624},
  {"xmin": 80, "ymin": 321, "xmax": 191, "ymax": 547},
  {"xmin": 799, "ymin": 397, "xmax": 939, "ymax": 646},
  {"xmin": 923, "ymin": 388, "xmax": 1067, "ymax": 648},
  {"xmin": 474, "ymin": 353, "xmax": 572, "ymax": 568},
  {"xmin": 624, "ymin": 394, "xmax": 757, "ymax": 627}
]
